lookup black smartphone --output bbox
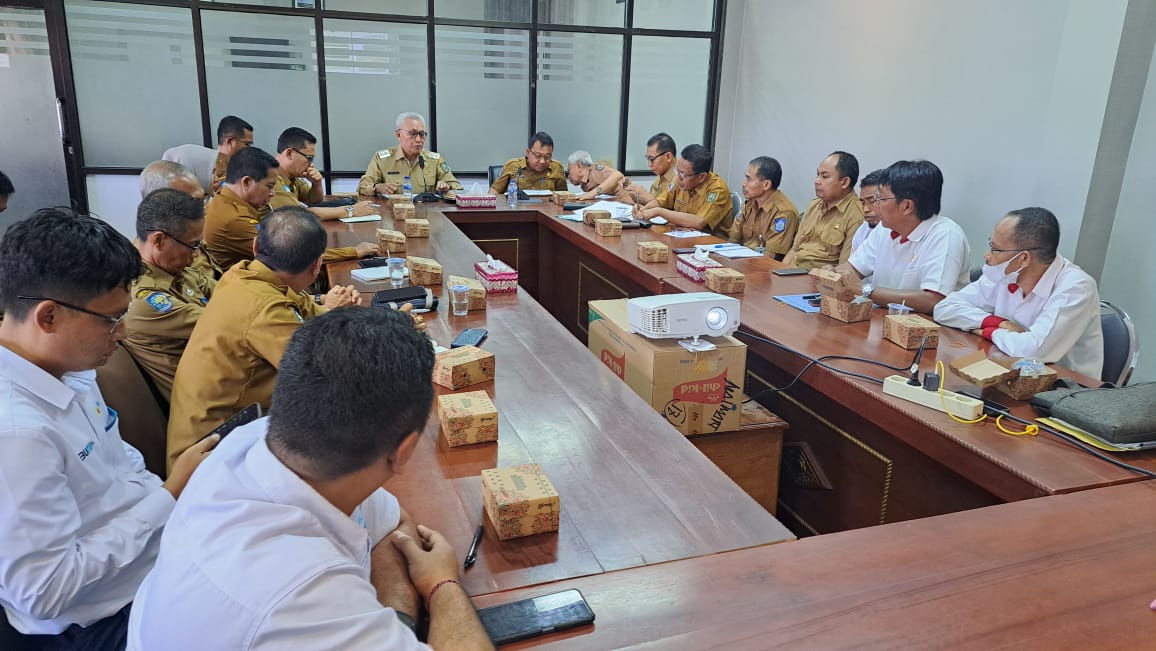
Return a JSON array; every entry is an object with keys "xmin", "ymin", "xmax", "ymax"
[
  {"xmin": 772, "ymin": 267, "xmax": 809, "ymax": 276},
  {"xmin": 202, "ymin": 403, "xmax": 262, "ymax": 442},
  {"xmin": 671, "ymin": 247, "xmax": 696, "ymax": 254},
  {"xmin": 476, "ymin": 589, "xmax": 595, "ymax": 645},
  {"xmin": 359, "ymin": 257, "xmax": 390, "ymax": 268}
]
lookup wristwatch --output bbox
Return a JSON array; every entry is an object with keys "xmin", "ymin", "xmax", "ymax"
[
  {"xmin": 860, "ymin": 283, "xmax": 874, "ymax": 299},
  {"xmin": 313, "ymin": 294, "xmax": 324, "ymax": 305},
  {"xmin": 345, "ymin": 204, "xmax": 354, "ymax": 218}
]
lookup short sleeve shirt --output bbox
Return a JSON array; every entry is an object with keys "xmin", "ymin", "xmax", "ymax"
[{"xmin": 654, "ymin": 172, "xmax": 735, "ymax": 239}]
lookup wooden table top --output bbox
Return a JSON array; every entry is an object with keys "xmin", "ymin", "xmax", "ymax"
[
  {"xmin": 323, "ymin": 208, "xmax": 794, "ymax": 596},
  {"xmin": 473, "ymin": 479, "xmax": 1156, "ymax": 650}
]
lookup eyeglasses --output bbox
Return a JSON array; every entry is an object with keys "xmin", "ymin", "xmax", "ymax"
[
  {"xmin": 16, "ymin": 296, "xmax": 128, "ymax": 333},
  {"xmin": 645, "ymin": 153, "xmax": 671, "ymax": 163},
  {"xmin": 870, "ymin": 194, "xmax": 897, "ymax": 206},
  {"xmin": 676, "ymin": 169, "xmax": 702, "ymax": 180},
  {"xmin": 291, "ymin": 147, "xmax": 315, "ymax": 163},
  {"xmin": 402, "ymin": 130, "xmax": 428, "ymax": 139},
  {"xmin": 160, "ymin": 231, "xmax": 202, "ymax": 251},
  {"xmin": 527, "ymin": 151, "xmax": 552, "ymax": 162},
  {"xmin": 988, "ymin": 239, "xmax": 1044, "ymax": 254}
]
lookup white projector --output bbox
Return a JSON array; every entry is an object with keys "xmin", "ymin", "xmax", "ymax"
[{"xmin": 627, "ymin": 292, "xmax": 741, "ymax": 352}]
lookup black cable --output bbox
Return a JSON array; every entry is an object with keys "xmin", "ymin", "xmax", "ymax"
[
  {"xmin": 736, "ymin": 329, "xmax": 911, "ymax": 373},
  {"xmin": 991, "ymin": 410, "xmax": 1156, "ymax": 479}
]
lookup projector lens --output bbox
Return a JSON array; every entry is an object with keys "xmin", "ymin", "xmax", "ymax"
[{"xmin": 705, "ymin": 306, "xmax": 727, "ymax": 330}]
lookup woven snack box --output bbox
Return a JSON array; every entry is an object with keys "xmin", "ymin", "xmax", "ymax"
[
  {"xmin": 385, "ymin": 194, "xmax": 409, "ymax": 208},
  {"xmin": 552, "ymin": 191, "xmax": 576, "ymax": 206},
  {"xmin": 704, "ymin": 268, "xmax": 746, "ymax": 294},
  {"xmin": 407, "ymin": 256, "xmax": 442, "ymax": 285},
  {"xmin": 583, "ymin": 209, "xmax": 611, "ymax": 226},
  {"xmin": 403, "ymin": 218, "xmax": 429, "ymax": 238},
  {"xmin": 392, "ymin": 202, "xmax": 416, "ymax": 220},
  {"xmin": 437, "ymin": 390, "xmax": 498, "ymax": 447},
  {"xmin": 375, "ymin": 228, "xmax": 406, "ymax": 253},
  {"xmin": 474, "ymin": 257, "xmax": 518, "ymax": 293},
  {"xmin": 447, "ymin": 275, "xmax": 486, "ymax": 310},
  {"xmin": 637, "ymin": 241, "xmax": 670, "ymax": 263},
  {"xmin": 433, "ymin": 345, "xmax": 495, "ymax": 390},
  {"xmin": 810, "ymin": 268, "xmax": 859, "ymax": 302},
  {"xmin": 819, "ymin": 295, "xmax": 872, "ymax": 322},
  {"xmin": 883, "ymin": 314, "xmax": 940, "ymax": 349},
  {"xmin": 481, "ymin": 463, "xmax": 560, "ymax": 541},
  {"xmin": 949, "ymin": 352, "xmax": 1057, "ymax": 399},
  {"xmin": 675, "ymin": 253, "xmax": 723, "ymax": 282},
  {"xmin": 594, "ymin": 219, "xmax": 622, "ymax": 237}
]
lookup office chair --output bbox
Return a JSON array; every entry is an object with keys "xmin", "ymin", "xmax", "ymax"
[
  {"xmin": 95, "ymin": 346, "xmax": 170, "ymax": 477},
  {"xmin": 1099, "ymin": 300, "xmax": 1139, "ymax": 386},
  {"xmin": 969, "ymin": 266, "xmax": 982, "ymax": 282},
  {"xmin": 730, "ymin": 191, "xmax": 743, "ymax": 219},
  {"xmin": 487, "ymin": 165, "xmax": 503, "ymax": 188}
]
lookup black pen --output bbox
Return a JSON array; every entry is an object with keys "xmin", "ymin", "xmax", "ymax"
[{"xmin": 463, "ymin": 524, "xmax": 484, "ymax": 570}]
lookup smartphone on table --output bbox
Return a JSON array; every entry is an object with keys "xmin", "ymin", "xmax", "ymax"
[{"xmin": 476, "ymin": 589, "xmax": 595, "ymax": 645}]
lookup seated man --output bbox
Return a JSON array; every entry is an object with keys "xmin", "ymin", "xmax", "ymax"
[
  {"xmin": 566, "ymin": 150, "xmax": 630, "ymax": 201},
  {"xmin": 359, "ymin": 112, "xmax": 464, "ymax": 197},
  {"xmin": 623, "ymin": 132, "xmax": 677, "ymax": 206},
  {"xmin": 489, "ymin": 132, "xmax": 568, "ymax": 195},
  {"xmin": 167, "ymin": 207, "xmax": 362, "ymax": 471},
  {"xmin": 140, "ymin": 160, "xmax": 219, "ymax": 278},
  {"xmin": 934, "ymin": 207, "xmax": 1104, "ymax": 378},
  {"xmin": 123, "ymin": 188, "xmax": 217, "ymax": 401},
  {"xmin": 129, "ymin": 308, "xmax": 493, "ymax": 650},
  {"xmin": 209, "ymin": 115, "xmax": 254, "ymax": 194},
  {"xmin": 161, "ymin": 144, "xmax": 217, "ymax": 197},
  {"xmin": 782, "ymin": 151, "xmax": 865, "ymax": 270},
  {"xmin": 850, "ymin": 169, "xmax": 884, "ymax": 251},
  {"xmin": 0, "ymin": 209, "xmax": 214, "ymax": 646},
  {"xmin": 203, "ymin": 147, "xmax": 376, "ymax": 272},
  {"xmin": 834, "ymin": 160, "xmax": 970, "ymax": 315},
  {"xmin": 270, "ymin": 127, "xmax": 377, "ymax": 220},
  {"xmin": 637, "ymin": 144, "xmax": 734, "ymax": 238},
  {"xmin": 728, "ymin": 156, "xmax": 799, "ymax": 260},
  {"xmin": 0, "ymin": 169, "xmax": 13, "ymax": 214}
]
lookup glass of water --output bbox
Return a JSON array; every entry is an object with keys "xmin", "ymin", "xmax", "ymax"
[
  {"xmin": 450, "ymin": 284, "xmax": 470, "ymax": 316},
  {"xmin": 387, "ymin": 257, "xmax": 407, "ymax": 288}
]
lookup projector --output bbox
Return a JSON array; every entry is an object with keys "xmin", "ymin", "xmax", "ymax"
[{"xmin": 627, "ymin": 292, "xmax": 741, "ymax": 352}]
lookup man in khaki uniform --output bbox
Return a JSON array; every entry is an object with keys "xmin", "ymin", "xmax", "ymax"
[
  {"xmin": 358, "ymin": 112, "xmax": 463, "ymax": 197},
  {"xmin": 489, "ymin": 131, "xmax": 568, "ymax": 194},
  {"xmin": 566, "ymin": 151, "xmax": 630, "ymax": 202},
  {"xmin": 208, "ymin": 116, "xmax": 253, "ymax": 194},
  {"xmin": 624, "ymin": 132, "xmax": 677, "ymax": 205},
  {"xmin": 123, "ymin": 189, "xmax": 215, "ymax": 401},
  {"xmin": 783, "ymin": 151, "xmax": 865, "ymax": 270},
  {"xmin": 638, "ymin": 144, "xmax": 734, "ymax": 239},
  {"xmin": 271, "ymin": 127, "xmax": 377, "ymax": 220},
  {"xmin": 140, "ymin": 159, "xmax": 222, "ymax": 280},
  {"xmin": 729, "ymin": 156, "xmax": 799, "ymax": 260},
  {"xmin": 166, "ymin": 207, "xmax": 363, "ymax": 470}
]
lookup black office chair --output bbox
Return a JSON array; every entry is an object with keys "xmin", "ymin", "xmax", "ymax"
[
  {"xmin": 1100, "ymin": 300, "xmax": 1139, "ymax": 386},
  {"xmin": 969, "ymin": 266, "xmax": 982, "ymax": 282},
  {"xmin": 487, "ymin": 165, "xmax": 503, "ymax": 188},
  {"xmin": 730, "ymin": 191, "xmax": 743, "ymax": 219}
]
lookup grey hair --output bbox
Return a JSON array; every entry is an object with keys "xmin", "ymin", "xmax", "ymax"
[
  {"xmin": 567, "ymin": 150, "xmax": 594, "ymax": 167},
  {"xmin": 140, "ymin": 160, "xmax": 198, "ymax": 199},
  {"xmin": 396, "ymin": 112, "xmax": 426, "ymax": 129}
]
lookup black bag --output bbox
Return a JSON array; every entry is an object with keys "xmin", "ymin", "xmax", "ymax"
[
  {"xmin": 1031, "ymin": 382, "xmax": 1156, "ymax": 445},
  {"xmin": 371, "ymin": 286, "xmax": 438, "ymax": 312}
]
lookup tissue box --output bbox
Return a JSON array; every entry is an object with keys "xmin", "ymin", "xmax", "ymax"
[
  {"xmin": 637, "ymin": 241, "xmax": 670, "ymax": 263},
  {"xmin": 474, "ymin": 259, "xmax": 518, "ymax": 293},
  {"xmin": 447, "ymin": 275, "xmax": 486, "ymax": 311},
  {"xmin": 583, "ymin": 209, "xmax": 611, "ymax": 226},
  {"xmin": 393, "ymin": 202, "xmax": 416, "ymax": 220},
  {"xmin": 810, "ymin": 268, "xmax": 859, "ymax": 302},
  {"xmin": 883, "ymin": 314, "xmax": 940, "ymax": 349},
  {"xmin": 407, "ymin": 256, "xmax": 442, "ymax": 286},
  {"xmin": 437, "ymin": 390, "xmax": 498, "ymax": 447},
  {"xmin": 481, "ymin": 464, "xmax": 560, "ymax": 541},
  {"xmin": 376, "ymin": 229, "xmax": 406, "ymax": 253},
  {"xmin": 819, "ymin": 295, "xmax": 872, "ymax": 323},
  {"xmin": 949, "ymin": 352, "xmax": 1057, "ymax": 399},
  {"xmin": 403, "ymin": 218, "xmax": 428, "ymax": 237},
  {"xmin": 552, "ymin": 191, "xmax": 576, "ymax": 205},
  {"xmin": 675, "ymin": 253, "xmax": 723, "ymax": 282},
  {"xmin": 433, "ymin": 345, "xmax": 495, "ymax": 390},
  {"xmin": 705, "ymin": 268, "xmax": 745, "ymax": 294},
  {"xmin": 455, "ymin": 194, "xmax": 497, "ymax": 209},
  {"xmin": 595, "ymin": 219, "xmax": 622, "ymax": 237}
]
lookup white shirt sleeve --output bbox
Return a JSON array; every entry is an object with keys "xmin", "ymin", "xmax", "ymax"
[
  {"xmin": 0, "ymin": 432, "xmax": 174, "ymax": 620},
  {"xmin": 934, "ymin": 278, "xmax": 997, "ymax": 330},
  {"xmin": 360, "ymin": 488, "xmax": 402, "ymax": 547},
  {"xmin": 990, "ymin": 274, "xmax": 1100, "ymax": 363},
  {"xmin": 847, "ymin": 225, "xmax": 881, "ymax": 277},
  {"xmin": 918, "ymin": 228, "xmax": 970, "ymax": 296}
]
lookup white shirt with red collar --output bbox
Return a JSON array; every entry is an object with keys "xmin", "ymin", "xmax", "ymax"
[
  {"xmin": 848, "ymin": 214, "xmax": 970, "ymax": 295},
  {"xmin": 933, "ymin": 255, "xmax": 1104, "ymax": 378}
]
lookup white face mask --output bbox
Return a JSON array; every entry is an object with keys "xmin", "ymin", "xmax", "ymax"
[{"xmin": 981, "ymin": 252, "xmax": 1026, "ymax": 284}]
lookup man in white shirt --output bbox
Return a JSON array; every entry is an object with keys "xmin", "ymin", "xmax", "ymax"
[
  {"xmin": 834, "ymin": 160, "xmax": 970, "ymax": 316},
  {"xmin": 0, "ymin": 209, "xmax": 216, "ymax": 648},
  {"xmin": 934, "ymin": 207, "xmax": 1104, "ymax": 378},
  {"xmin": 129, "ymin": 308, "xmax": 493, "ymax": 650},
  {"xmin": 850, "ymin": 169, "xmax": 884, "ymax": 252}
]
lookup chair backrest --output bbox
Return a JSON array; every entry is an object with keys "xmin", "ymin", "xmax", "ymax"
[
  {"xmin": 969, "ymin": 266, "xmax": 982, "ymax": 282},
  {"xmin": 1099, "ymin": 300, "xmax": 1139, "ymax": 386},
  {"xmin": 95, "ymin": 346, "xmax": 170, "ymax": 477},
  {"xmin": 730, "ymin": 191, "xmax": 743, "ymax": 219},
  {"xmin": 487, "ymin": 165, "xmax": 504, "ymax": 188}
]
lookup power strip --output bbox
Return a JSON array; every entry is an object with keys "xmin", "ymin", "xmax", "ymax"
[{"xmin": 882, "ymin": 375, "xmax": 984, "ymax": 420}]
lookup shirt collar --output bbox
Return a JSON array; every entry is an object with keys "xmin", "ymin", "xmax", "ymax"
[
  {"xmin": 902, "ymin": 214, "xmax": 941, "ymax": 243},
  {"xmin": 142, "ymin": 261, "xmax": 178, "ymax": 290},
  {"xmin": 0, "ymin": 343, "xmax": 79, "ymax": 410},
  {"xmin": 217, "ymin": 186, "xmax": 263, "ymax": 219},
  {"xmin": 233, "ymin": 259, "xmax": 291, "ymax": 294},
  {"xmin": 1027, "ymin": 256, "xmax": 1067, "ymax": 299}
]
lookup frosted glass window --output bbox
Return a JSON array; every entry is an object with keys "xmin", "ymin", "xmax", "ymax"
[
  {"xmin": 202, "ymin": 0, "xmax": 306, "ymax": 7},
  {"xmin": 537, "ymin": 0, "xmax": 623, "ymax": 28},
  {"xmin": 625, "ymin": 36, "xmax": 709, "ymax": 169},
  {"xmin": 324, "ymin": 20, "xmax": 429, "ymax": 170},
  {"xmin": 65, "ymin": 1, "xmax": 201, "ymax": 167},
  {"xmin": 434, "ymin": 26, "xmax": 529, "ymax": 171},
  {"xmin": 324, "ymin": 0, "xmax": 425, "ymax": 15},
  {"xmin": 201, "ymin": 11, "xmax": 320, "ymax": 156},
  {"xmin": 435, "ymin": 0, "xmax": 531, "ymax": 23},
  {"xmin": 536, "ymin": 32, "xmax": 622, "ymax": 166},
  {"xmin": 633, "ymin": 0, "xmax": 715, "ymax": 32}
]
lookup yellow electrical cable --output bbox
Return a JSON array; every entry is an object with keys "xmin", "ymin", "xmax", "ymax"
[
  {"xmin": 935, "ymin": 360, "xmax": 987, "ymax": 424},
  {"xmin": 996, "ymin": 414, "xmax": 1039, "ymax": 436}
]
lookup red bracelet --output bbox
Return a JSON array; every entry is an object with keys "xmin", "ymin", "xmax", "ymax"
[{"xmin": 426, "ymin": 578, "xmax": 460, "ymax": 605}]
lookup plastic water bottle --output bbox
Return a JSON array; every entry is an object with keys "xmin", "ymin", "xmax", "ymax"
[
  {"xmin": 402, "ymin": 176, "xmax": 413, "ymax": 199},
  {"xmin": 507, "ymin": 175, "xmax": 519, "ymax": 208}
]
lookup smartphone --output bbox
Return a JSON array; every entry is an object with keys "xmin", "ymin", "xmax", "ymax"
[
  {"xmin": 671, "ymin": 247, "xmax": 696, "ymax": 254},
  {"xmin": 772, "ymin": 267, "xmax": 809, "ymax": 276},
  {"xmin": 476, "ymin": 589, "xmax": 595, "ymax": 645},
  {"xmin": 202, "ymin": 403, "xmax": 262, "ymax": 442}
]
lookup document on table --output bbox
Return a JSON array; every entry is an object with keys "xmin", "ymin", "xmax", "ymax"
[
  {"xmin": 696, "ymin": 242, "xmax": 763, "ymax": 259},
  {"xmin": 339, "ymin": 215, "xmax": 382, "ymax": 223},
  {"xmin": 573, "ymin": 200, "xmax": 632, "ymax": 221},
  {"xmin": 523, "ymin": 189, "xmax": 554, "ymax": 197},
  {"xmin": 774, "ymin": 293, "xmax": 822, "ymax": 313},
  {"xmin": 663, "ymin": 229, "xmax": 708, "ymax": 239}
]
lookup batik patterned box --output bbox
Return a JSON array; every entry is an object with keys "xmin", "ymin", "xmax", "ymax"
[
  {"xmin": 437, "ymin": 390, "xmax": 498, "ymax": 447},
  {"xmin": 392, "ymin": 202, "xmax": 416, "ymax": 220},
  {"xmin": 637, "ymin": 241, "xmax": 670, "ymax": 263},
  {"xmin": 594, "ymin": 219, "xmax": 622, "ymax": 237},
  {"xmin": 406, "ymin": 256, "xmax": 442, "ymax": 286},
  {"xmin": 375, "ymin": 228, "xmax": 406, "ymax": 253},
  {"xmin": 433, "ymin": 345, "xmax": 495, "ymax": 390},
  {"xmin": 481, "ymin": 463, "xmax": 560, "ymax": 541},
  {"xmin": 447, "ymin": 275, "xmax": 486, "ymax": 310},
  {"xmin": 705, "ymin": 267, "xmax": 746, "ymax": 294},
  {"xmin": 403, "ymin": 218, "xmax": 429, "ymax": 238},
  {"xmin": 819, "ymin": 295, "xmax": 872, "ymax": 322},
  {"xmin": 883, "ymin": 314, "xmax": 941, "ymax": 349},
  {"xmin": 474, "ymin": 259, "xmax": 518, "ymax": 293}
]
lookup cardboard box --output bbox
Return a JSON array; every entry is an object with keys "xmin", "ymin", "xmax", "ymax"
[
  {"xmin": 637, "ymin": 241, "xmax": 670, "ymax": 263},
  {"xmin": 393, "ymin": 202, "xmax": 416, "ymax": 220},
  {"xmin": 949, "ymin": 351, "xmax": 1057, "ymax": 399},
  {"xmin": 810, "ymin": 268, "xmax": 859, "ymax": 302},
  {"xmin": 376, "ymin": 228, "xmax": 406, "ymax": 253},
  {"xmin": 385, "ymin": 194, "xmax": 409, "ymax": 208},
  {"xmin": 403, "ymin": 218, "xmax": 429, "ymax": 238},
  {"xmin": 552, "ymin": 191, "xmax": 576, "ymax": 206},
  {"xmin": 675, "ymin": 253, "xmax": 723, "ymax": 283},
  {"xmin": 407, "ymin": 256, "xmax": 442, "ymax": 286},
  {"xmin": 594, "ymin": 219, "xmax": 622, "ymax": 237},
  {"xmin": 583, "ymin": 209, "xmax": 611, "ymax": 226},
  {"xmin": 819, "ymin": 295, "xmax": 872, "ymax": 323},
  {"xmin": 949, "ymin": 351, "xmax": 1018, "ymax": 388},
  {"xmin": 588, "ymin": 299, "xmax": 746, "ymax": 435},
  {"xmin": 705, "ymin": 267, "xmax": 746, "ymax": 294},
  {"xmin": 883, "ymin": 314, "xmax": 940, "ymax": 349},
  {"xmin": 447, "ymin": 275, "xmax": 486, "ymax": 311},
  {"xmin": 433, "ymin": 345, "xmax": 495, "ymax": 390},
  {"xmin": 481, "ymin": 463, "xmax": 560, "ymax": 541},
  {"xmin": 437, "ymin": 390, "xmax": 498, "ymax": 447},
  {"xmin": 474, "ymin": 258, "xmax": 518, "ymax": 293}
]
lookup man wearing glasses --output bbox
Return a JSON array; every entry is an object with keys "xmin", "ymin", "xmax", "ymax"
[
  {"xmin": 209, "ymin": 115, "xmax": 255, "ymax": 195},
  {"xmin": 489, "ymin": 131, "xmax": 568, "ymax": 195},
  {"xmin": 0, "ymin": 209, "xmax": 217, "ymax": 647},
  {"xmin": 624, "ymin": 132, "xmax": 678, "ymax": 206},
  {"xmin": 782, "ymin": 151, "xmax": 865, "ymax": 270},
  {"xmin": 271, "ymin": 127, "xmax": 377, "ymax": 220},
  {"xmin": 359, "ymin": 113, "xmax": 464, "ymax": 197},
  {"xmin": 934, "ymin": 207, "xmax": 1103, "ymax": 378},
  {"xmin": 637, "ymin": 144, "xmax": 734, "ymax": 238}
]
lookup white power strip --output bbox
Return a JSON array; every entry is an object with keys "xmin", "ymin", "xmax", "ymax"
[{"xmin": 882, "ymin": 375, "xmax": 984, "ymax": 420}]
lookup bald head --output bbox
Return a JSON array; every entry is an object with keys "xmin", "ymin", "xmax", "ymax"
[{"xmin": 140, "ymin": 160, "xmax": 204, "ymax": 201}]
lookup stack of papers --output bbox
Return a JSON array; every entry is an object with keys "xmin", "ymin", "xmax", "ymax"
[
  {"xmin": 695, "ymin": 243, "xmax": 762, "ymax": 259},
  {"xmin": 351, "ymin": 267, "xmax": 391, "ymax": 282},
  {"xmin": 339, "ymin": 215, "xmax": 382, "ymax": 224},
  {"xmin": 572, "ymin": 200, "xmax": 633, "ymax": 221},
  {"xmin": 523, "ymin": 189, "xmax": 554, "ymax": 197},
  {"xmin": 663, "ymin": 230, "xmax": 708, "ymax": 239}
]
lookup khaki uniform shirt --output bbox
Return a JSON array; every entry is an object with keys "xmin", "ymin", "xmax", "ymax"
[
  {"xmin": 581, "ymin": 164, "xmax": 631, "ymax": 201},
  {"xmin": 122, "ymin": 262, "xmax": 216, "ymax": 402},
  {"xmin": 166, "ymin": 259, "xmax": 322, "ymax": 470},
  {"xmin": 210, "ymin": 152, "xmax": 229, "ymax": 194},
  {"xmin": 204, "ymin": 187, "xmax": 357, "ymax": 273},
  {"xmin": 490, "ymin": 157, "xmax": 568, "ymax": 194},
  {"xmin": 728, "ymin": 189, "xmax": 800, "ymax": 257},
  {"xmin": 654, "ymin": 172, "xmax": 735, "ymax": 239},
  {"xmin": 649, "ymin": 168, "xmax": 677, "ymax": 203},
  {"xmin": 790, "ymin": 191, "xmax": 865, "ymax": 270},
  {"xmin": 357, "ymin": 146, "xmax": 463, "ymax": 196},
  {"xmin": 268, "ymin": 173, "xmax": 319, "ymax": 211}
]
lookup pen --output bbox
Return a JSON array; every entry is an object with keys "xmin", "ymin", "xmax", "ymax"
[{"xmin": 463, "ymin": 524, "xmax": 484, "ymax": 570}]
